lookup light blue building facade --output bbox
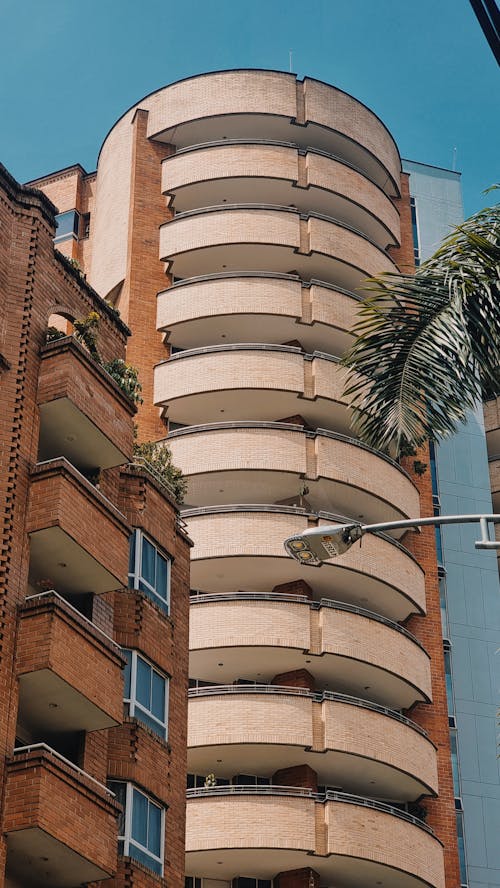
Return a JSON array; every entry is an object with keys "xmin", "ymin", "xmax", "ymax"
[{"xmin": 403, "ymin": 159, "xmax": 500, "ymax": 888}]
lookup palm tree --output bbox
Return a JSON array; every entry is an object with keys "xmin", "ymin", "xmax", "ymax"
[{"xmin": 343, "ymin": 192, "xmax": 500, "ymax": 458}]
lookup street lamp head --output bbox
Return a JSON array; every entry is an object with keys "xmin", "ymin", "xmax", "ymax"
[{"xmin": 284, "ymin": 523, "xmax": 364, "ymax": 565}]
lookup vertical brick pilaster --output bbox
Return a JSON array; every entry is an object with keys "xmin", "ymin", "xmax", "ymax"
[
  {"xmin": 403, "ymin": 443, "xmax": 461, "ymax": 888},
  {"xmin": 123, "ymin": 109, "xmax": 174, "ymax": 442}
]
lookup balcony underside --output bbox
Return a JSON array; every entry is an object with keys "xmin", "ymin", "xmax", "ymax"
[
  {"xmin": 17, "ymin": 669, "xmax": 119, "ymax": 738},
  {"xmin": 187, "ymin": 742, "xmax": 430, "ymax": 802},
  {"xmin": 186, "ymin": 847, "xmax": 432, "ymax": 888},
  {"xmin": 181, "ymin": 469, "xmax": 412, "ymax": 526},
  {"xmin": 6, "ymin": 827, "xmax": 110, "ymax": 888},
  {"xmin": 164, "ymin": 310, "xmax": 352, "ymax": 356},
  {"xmin": 29, "ymin": 526, "xmax": 121, "ymax": 596},
  {"xmin": 190, "ymin": 554, "xmax": 420, "ymax": 622},
  {"xmin": 162, "ymin": 240, "xmax": 382, "ymax": 293},
  {"xmin": 160, "ymin": 388, "xmax": 350, "ymax": 435},
  {"xmin": 38, "ymin": 398, "xmax": 127, "ymax": 471},
  {"xmin": 189, "ymin": 645, "xmax": 426, "ymax": 710}
]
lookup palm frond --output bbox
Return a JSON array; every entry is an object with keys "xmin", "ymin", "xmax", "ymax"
[{"xmin": 343, "ymin": 198, "xmax": 500, "ymax": 457}]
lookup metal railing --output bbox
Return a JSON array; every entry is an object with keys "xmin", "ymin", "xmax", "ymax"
[
  {"xmin": 187, "ymin": 684, "xmax": 429, "ymax": 738},
  {"xmin": 13, "ymin": 743, "xmax": 115, "ymax": 797},
  {"xmin": 185, "ymin": 784, "xmax": 435, "ymax": 836}
]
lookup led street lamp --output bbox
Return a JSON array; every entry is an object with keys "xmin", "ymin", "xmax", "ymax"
[{"xmin": 284, "ymin": 514, "xmax": 500, "ymax": 565}]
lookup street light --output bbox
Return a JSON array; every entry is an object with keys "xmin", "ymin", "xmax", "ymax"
[{"xmin": 284, "ymin": 514, "xmax": 500, "ymax": 566}]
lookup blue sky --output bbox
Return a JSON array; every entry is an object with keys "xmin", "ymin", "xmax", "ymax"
[{"xmin": 1, "ymin": 0, "xmax": 498, "ymax": 217}]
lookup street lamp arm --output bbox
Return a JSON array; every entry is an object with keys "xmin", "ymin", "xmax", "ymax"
[{"xmin": 284, "ymin": 514, "xmax": 500, "ymax": 565}]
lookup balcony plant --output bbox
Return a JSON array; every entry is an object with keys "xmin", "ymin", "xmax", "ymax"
[
  {"xmin": 103, "ymin": 357, "xmax": 143, "ymax": 405},
  {"xmin": 44, "ymin": 311, "xmax": 143, "ymax": 406},
  {"xmin": 133, "ymin": 438, "xmax": 187, "ymax": 504}
]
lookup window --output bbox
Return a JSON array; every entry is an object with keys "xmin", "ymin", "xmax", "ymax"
[
  {"xmin": 456, "ymin": 809, "xmax": 468, "ymax": 885},
  {"xmin": 410, "ymin": 196, "xmax": 421, "ymax": 266},
  {"xmin": 129, "ymin": 530, "xmax": 171, "ymax": 613},
  {"xmin": 186, "ymin": 879, "xmax": 202, "ymax": 888},
  {"xmin": 123, "ymin": 649, "xmax": 169, "ymax": 739},
  {"xmin": 109, "ymin": 781, "xmax": 164, "ymax": 875},
  {"xmin": 443, "ymin": 641, "xmax": 455, "ymax": 717},
  {"xmin": 54, "ymin": 210, "xmax": 80, "ymax": 243},
  {"xmin": 439, "ymin": 574, "xmax": 449, "ymax": 637},
  {"xmin": 233, "ymin": 879, "xmax": 272, "ymax": 888},
  {"xmin": 450, "ymin": 729, "xmax": 461, "ymax": 798},
  {"xmin": 233, "ymin": 774, "xmax": 271, "ymax": 786}
]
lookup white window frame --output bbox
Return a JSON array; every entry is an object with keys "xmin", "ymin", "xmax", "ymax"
[
  {"xmin": 116, "ymin": 782, "xmax": 165, "ymax": 875},
  {"xmin": 124, "ymin": 649, "xmax": 169, "ymax": 740},
  {"xmin": 129, "ymin": 529, "xmax": 171, "ymax": 613}
]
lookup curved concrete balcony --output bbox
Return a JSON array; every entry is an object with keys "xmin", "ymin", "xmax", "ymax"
[
  {"xmin": 157, "ymin": 274, "xmax": 359, "ymax": 355},
  {"xmin": 159, "ymin": 206, "xmax": 397, "ymax": 290},
  {"xmin": 185, "ymin": 788, "xmax": 445, "ymax": 888},
  {"xmin": 189, "ymin": 594, "xmax": 431, "ymax": 709},
  {"xmin": 162, "ymin": 142, "xmax": 400, "ymax": 249},
  {"xmin": 188, "ymin": 686, "xmax": 437, "ymax": 800},
  {"xmin": 167, "ymin": 423, "xmax": 419, "ymax": 524},
  {"xmin": 184, "ymin": 507, "xmax": 425, "ymax": 621},
  {"xmin": 141, "ymin": 71, "xmax": 401, "ymax": 195},
  {"xmin": 154, "ymin": 345, "xmax": 352, "ymax": 434}
]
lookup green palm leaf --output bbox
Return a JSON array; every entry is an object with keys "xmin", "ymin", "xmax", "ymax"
[{"xmin": 343, "ymin": 194, "xmax": 500, "ymax": 457}]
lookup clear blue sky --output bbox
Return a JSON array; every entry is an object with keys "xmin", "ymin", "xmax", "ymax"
[{"xmin": 1, "ymin": 0, "xmax": 498, "ymax": 217}]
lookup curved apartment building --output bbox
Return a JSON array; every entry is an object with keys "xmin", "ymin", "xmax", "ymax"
[{"xmin": 32, "ymin": 71, "xmax": 461, "ymax": 888}]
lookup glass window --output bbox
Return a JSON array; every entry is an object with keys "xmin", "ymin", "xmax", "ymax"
[
  {"xmin": 54, "ymin": 210, "xmax": 80, "ymax": 242},
  {"xmin": 439, "ymin": 574, "xmax": 449, "ymax": 637},
  {"xmin": 450, "ymin": 729, "xmax": 461, "ymax": 798},
  {"xmin": 410, "ymin": 197, "xmax": 421, "ymax": 267},
  {"xmin": 129, "ymin": 530, "xmax": 171, "ymax": 613},
  {"xmin": 109, "ymin": 781, "xmax": 164, "ymax": 875},
  {"xmin": 123, "ymin": 649, "xmax": 169, "ymax": 739},
  {"xmin": 456, "ymin": 809, "xmax": 468, "ymax": 885},
  {"xmin": 186, "ymin": 878, "xmax": 202, "ymax": 888},
  {"xmin": 444, "ymin": 642, "xmax": 455, "ymax": 717}
]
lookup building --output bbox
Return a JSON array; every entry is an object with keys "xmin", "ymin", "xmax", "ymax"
[
  {"xmin": 28, "ymin": 70, "xmax": 468, "ymax": 888},
  {"xmin": 404, "ymin": 159, "xmax": 500, "ymax": 888},
  {"xmin": 0, "ymin": 162, "xmax": 191, "ymax": 887}
]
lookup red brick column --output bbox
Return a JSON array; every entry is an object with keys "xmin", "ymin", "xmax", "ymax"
[
  {"xmin": 403, "ymin": 445, "xmax": 461, "ymax": 888},
  {"xmin": 122, "ymin": 109, "xmax": 173, "ymax": 442}
]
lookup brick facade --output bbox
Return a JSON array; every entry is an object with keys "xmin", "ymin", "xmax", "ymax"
[{"xmin": 0, "ymin": 163, "xmax": 190, "ymax": 888}]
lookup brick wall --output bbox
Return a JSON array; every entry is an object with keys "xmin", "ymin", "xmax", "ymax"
[{"xmin": 0, "ymin": 164, "xmax": 134, "ymax": 884}]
